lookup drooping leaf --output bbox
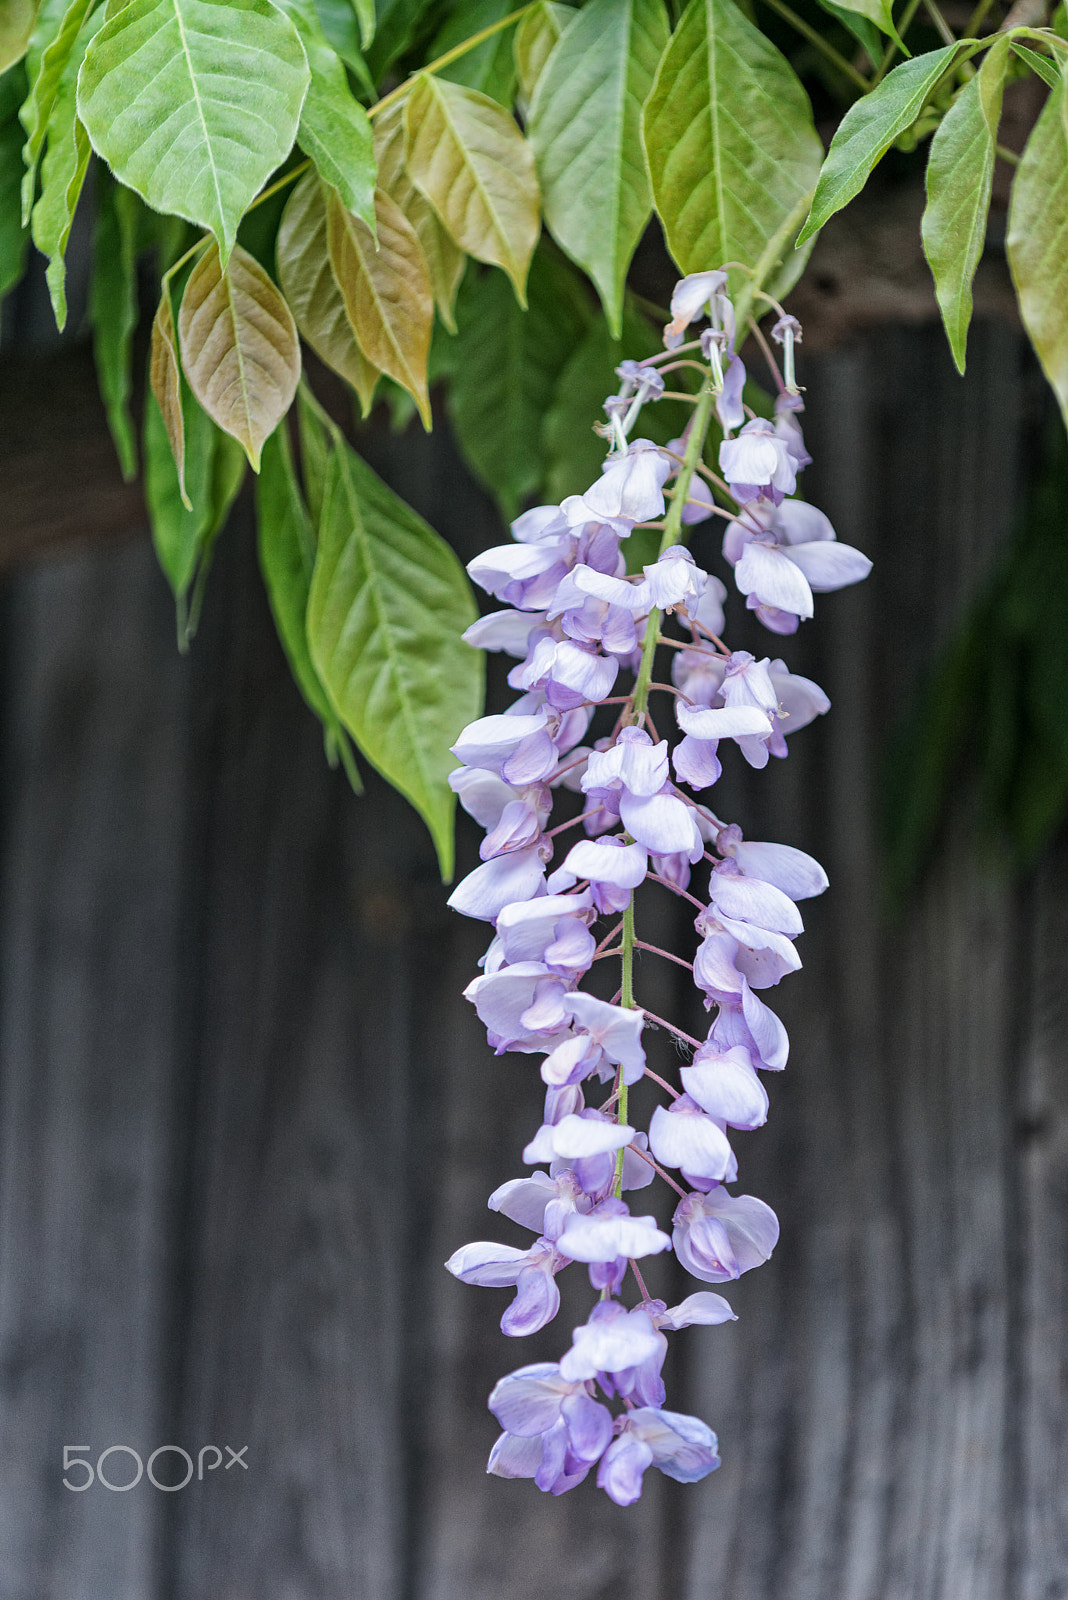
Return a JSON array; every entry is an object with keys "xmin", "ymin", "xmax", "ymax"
[
  {"xmin": 278, "ymin": 169, "xmax": 380, "ymax": 412},
  {"xmin": 372, "ymin": 98, "xmax": 464, "ymax": 330},
  {"xmin": 89, "ymin": 171, "xmax": 140, "ymax": 478},
  {"xmin": 313, "ymin": 0, "xmax": 374, "ymax": 92},
  {"xmin": 642, "ymin": 0, "xmax": 821, "ymax": 304},
  {"xmin": 427, "ymin": 0, "xmax": 518, "ymax": 105},
  {"xmin": 18, "ymin": 0, "xmax": 92, "ymax": 224},
  {"xmin": 144, "ymin": 378, "xmax": 247, "ymax": 642},
  {"xmin": 0, "ymin": 66, "xmax": 30, "ymax": 308},
  {"xmin": 272, "ymin": 0, "xmax": 376, "ymax": 225},
  {"xmin": 798, "ymin": 44, "xmax": 959, "ymax": 245},
  {"xmin": 0, "ymin": 1, "xmax": 39, "ymax": 74},
  {"xmin": 297, "ymin": 381, "xmax": 332, "ymax": 526},
  {"xmin": 325, "ymin": 182, "xmax": 432, "ymax": 425},
  {"xmin": 150, "ymin": 277, "xmax": 189, "ymax": 501},
  {"xmin": 813, "ymin": 0, "xmax": 880, "ymax": 66},
  {"xmin": 529, "ymin": 0, "xmax": 668, "ymax": 336},
  {"xmin": 514, "ymin": 1, "xmax": 573, "ymax": 104},
  {"xmin": 405, "ymin": 73, "xmax": 540, "ymax": 305},
  {"xmin": 1007, "ymin": 72, "xmax": 1068, "ymax": 429},
  {"xmin": 77, "ymin": 0, "xmax": 310, "ymax": 262},
  {"xmin": 827, "ymin": 0, "xmax": 904, "ymax": 45},
  {"xmin": 1010, "ymin": 40, "xmax": 1060, "ymax": 90},
  {"xmin": 364, "ymin": 0, "xmax": 436, "ymax": 79},
  {"xmin": 445, "ymin": 248, "xmax": 591, "ymax": 520},
  {"xmin": 307, "ymin": 432, "xmax": 482, "ymax": 878},
  {"xmin": 30, "ymin": 0, "xmax": 102, "ymax": 328},
  {"xmin": 921, "ymin": 38, "xmax": 1008, "ymax": 374},
  {"xmin": 178, "ymin": 240, "xmax": 302, "ymax": 470},
  {"xmin": 257, "ymin": 425, "xmax": 362, "ymax": 789}
]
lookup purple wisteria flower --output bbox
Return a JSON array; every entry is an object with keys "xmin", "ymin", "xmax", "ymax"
[{"xmin": 444, "ymin": 272, "xmax": 870, "ymax": 1504}]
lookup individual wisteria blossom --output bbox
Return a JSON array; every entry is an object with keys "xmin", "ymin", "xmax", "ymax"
[{"xmin": 444, "ymin": 268, "xmax": 871, "ymax": 1503}]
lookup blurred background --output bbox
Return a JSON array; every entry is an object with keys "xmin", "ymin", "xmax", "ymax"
[{"xmin": 0, "ymin": 171, "xmax": 1066, "ymax": 1600}]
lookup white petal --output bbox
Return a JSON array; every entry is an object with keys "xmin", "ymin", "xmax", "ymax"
[
  {"xmin": 659, "ymin": 1292, "xmax": 737, "ymax": 1329},
  {"xmin": 557, "ymin": 1213, "xmax": 670, "ymax": 1264},
  {"xmin": 772, "ymin": 499, "xmax": 835, "ymax": 545},
  {"xmin": 681, "ymin": 1049, "xmax": 769, "ymax": 1129},
  {"xmin": 563, "ymin": 838, "xmax": 648, "ymax": 888},
  {"xmin": 708, "ymin": 873, "xmax": 803, "ymax": 937},
  {"xmin": 462, "ymin": 609, "xmax": 538, "ymax": 655},
  {"xmin": 620, "ymin": 790, "xmax": 698, "ymax": 857},
  {"xmin": 731, "ymin": 840, "xmax": 828, "ymax": 899},
  {"xmin": 648, "ymin": 1105, "xmax": 733, "ymax": 1179},
  {"xmin": 488, "ymin": 1173, "xmax": 558, "ymax": 1232},
  {"xmin": 447, "ymin": 849, "xmax": 547, "ymax": 921},
  {"xmin": 734, "ymin": 542, "xmax": 813, "ymax": 618},
  {"xmin": 448, "ymin": 767, "xmax": 518, "ymax": 830},
  {"xmin": 445, "ymin": 1241, "xmax": 533, "ymax": 1286},
  {"xmin": 676, "ymin": 703, "xmax": 773, "ymax": 740}
]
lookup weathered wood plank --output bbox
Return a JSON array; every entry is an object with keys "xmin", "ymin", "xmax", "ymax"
[{"xmin": 0, "ymin": 540, "xmax": 188, "ymax": 1597}]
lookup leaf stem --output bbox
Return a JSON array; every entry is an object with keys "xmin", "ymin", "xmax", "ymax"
[
  {"xmin": 996, "ymin": 142, "xmax": 1020, "ymax": 164},
  {"xmin": 753, "ymin": 0, "xmax": 872, "ymax": 90},
  {"xmin": 922, "ymin": 0, "xmax": 957, "ymax": 48},
  {"xmin": 247, "ymin": 158, "xmax": 311, "ymax": 215},
  {"xmin": 369, "ymin": 2, "xmax": 537, "ymax": 118}
]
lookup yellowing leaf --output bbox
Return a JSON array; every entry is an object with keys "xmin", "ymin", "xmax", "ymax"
[
  {"xmin": 1008, "ymin": 74, "xmax": 1068, "ymax": 430},
  {"xmin": 325, "ymin": 184, "xmax": 433, "ymax": 427},
  {"xmin": 178, "ymin": 241, "xmax": 301, "ymax": 471},
  {"xmin": 514, "ymin": 1, "xmax": 573, "ymax": 104},
  {"xmin": 277, "ymin": 170, "xmax": 380, "ymax": 414},
  {"xmin": 404, "ymin": 73, "xmax": 539, "ymax": 305},
  {"xmin": 150, "ymin": 279, "xmax": 188, "ymax": 502},
  {"xmin": 0, "ymin": 0, "xmax": 39, "ymax": 73},
  {"xmin": 373, "ymin": 99, "xmax": 464, "ymax": 331}
]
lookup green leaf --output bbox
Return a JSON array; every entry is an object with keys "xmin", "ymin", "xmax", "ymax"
[
  {"xmin": 445, "ymin": 249, "xmax": 591, "ymax": 520},
  {"xmin": 514, "ymin": 1, "xmax": 573, "ymax": 104},
  {"xmin": 405, "ymin": 73, "xmax": 540, "ymax": 305},
  {"xmin": 18, "ymin": 0, "xmax": 93, "ymax": 225},
  {"xmin": 542, "ymin": 307, "xmax": 691, "ymax": 519},
  {"xmin": 827, "ymin": 0, "xmax": 904, "ymax": 46},
  {"xmin": 365, "ymin": 0, "xmax": 435, "ymax": 79},
  {"xmin": 921, "ymin": 39, "xmax": 1008, "ymax": 374},
  {"xmin": 529, "ymin": 0, "xmax": 667, "ymax": 336},
  {"xmin": 1007, "ymin": 72, "xmax": 1068, "ymax": 430},
  {"xmin": 0, "ymin": 1, "xmax": 39, "ymax": 74},
  {"xmin": 29, "ymin": 0, "xmax": 102, "ymax": 328},
  {"xmin": 89, "ymin": 171, "xmax": 140, "ymax": 478},
  {"xmin": 428, "ymin": 0, "xmax": 518, "ymax": 105},
  {"xmin": 798, "ymin": 44, "xmax": 959, "ymax": 245},
  {"xmin": 77, "ymin": 0, "xmax": 310, "ymax": 262},
  {"xmin": 297, "ymin": 381, "xmax": 332, "ymax": 526},
  {"xmin": 307, "ymin": 431, "xmax": 482, "ymax": 878},
  {"xmin": 144, "ymin": 379, "xmax": 247, "ymax": 643},
  {"xmin": 642, "ymin": 0, "xmax": 821, "ymax": 305},
  {"xmin": 373, "ymin": 97, "xmax": 465, "ymax": 331},
  {"xmin": 1010, "ymin": 40, "xmax": 1060, "ymax": 89},
  {"xmin": 313, "ymin": 0, "xmax": 374, "ymax": 92},
  {"xmin": 178, "ymin": 240, "xmax": 302, "ymax": 471},
  {"xmin": 813, "ymin": 0, "xmax": 881, "ymax": 64},
  {"xmin": 278, "ymin": 170, "xmax": 381, "ymax": 412},
  {"xmin": 325, "ymin": 183, "xmax": 433, "ymax": 424},
  {"xmin": 257, "ymin": 426, "xmax": 362, "ymax": 789},
  {"xmin": 272, "ymin": 0, "xmax": 376, "ymax": 226},
  {"xmin": 0, "ymin": 66, "xmax": 30, "ymax": 307}
]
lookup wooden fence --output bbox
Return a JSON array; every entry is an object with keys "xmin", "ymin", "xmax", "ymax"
[{"xmin": 0, "ymin": 312, "xmax": 1064, "ymax": 1599}]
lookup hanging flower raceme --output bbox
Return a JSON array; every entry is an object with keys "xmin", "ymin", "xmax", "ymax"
[{"xmin": 444, "ymin": 270, "xmax": 871, "ymax": 1504}]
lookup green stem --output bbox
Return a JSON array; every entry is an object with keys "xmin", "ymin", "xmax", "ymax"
[
  {"xmin": 962, "ymin": 0, "xmax": 996, "ymax": 36},
  {"xmin": 922, "ymin": 0, "xmax": 958, "ymax": 48},
  {"xmin": 246, "ymin": 158, "xmax": 311, "ymax": 214},
  {"xmin": 369, "ymin": 2, "xmax": 536, "ymax": 118},
  {"xmin": 754, "ymin": 0, "xmax": 872, "ymax": 90},
  {"xmin": 612, "ymin": 383, "xmax": 718, "ymax": 1200},
  {"xmin": 996, "ymin": 142, "xmax": 1020, "ymax": 165}
]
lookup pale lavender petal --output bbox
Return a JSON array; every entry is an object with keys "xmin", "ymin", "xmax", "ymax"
[
  {"xmin": 446, "ymin": 1241, "xmax": 533, "ymax": 1286},
  {"xmin": 540, "ymin": 1033, "xmax": 602, "ymax": 1087},
  {"xmin": 599, "ymin": 1435, "xmax": 653, "ymax": 1504},
  {"xmin": 487, "ymin": 1431, "xmax": 544, "ymax": 1479},
  {"xmin": 642, "ymin": 547, "xmax": 705, "ymax": 610},
  {"xmin": 512, "ymin": 505, "xmax": 568, "ymax": 543},
  {"xmin": 649, "ymin": 1101, "xmax": 734, "ymax": 1179},
  {"xmin": 488, "ymin": 1364, "xmax": 568, "ymax": 1435},
  {"xmin": 462, "ymin": 609, "xmax": 537, "ymax": 655},
  {"xmin": 524, "ymin": 1113, "xmax": 635, "ymax": 1163},
  {"xmin": 659, "ymin": 1291, "xmax": 737, "ymax": 1329},
  {"xmin": 451, "ymin": 712, "xmax": 548, "ymax": 770},
  {"xmin": 560, "ymin": 1307, "xmax": 662, "ymax": 1379},
  {"xmin": 557, "ymin": 1211, "xmax": 670, "ymax": 1264},
  {"xmin": 676, "ymin": 703, "xmax": 773, "ymax": 740},
  {"xmin": 488, "ymin": 1173, "xmax": 557, "ymax": 1232},
  {"xmin": 730, "ymin": 839, "xmax": 828, "ymax": 899},
  {"xmin": 784, "ymin": 540, "xmax": 873, "ymax": 591},
  {"xmin": 564, "ymin": 995, "xmax": 646, "ymax": 1083},
  {"xmin": 682, "ymin": 1046, "xmax": 769, "ymax": 1129},
  {"xmin": 618, "ymin": 736, "xmax": 671, "ymax": 796},
  {"xmin": 495, "ymin": 893, "xmax": 592, "ymax": 963},
  {"xmin": 560, "ymin": 1390, "xmax": 614, "ymax": 1463},
  {"xmin": 672, "ymin": 735, "xmax": 723, "ymax": 791},
  {"xmin": 734, "ymin": 541, "xmax": 814, "ymax": 618},
  {"xmin": 741, "ymin": 982, "xmax": 790, "ymax": 1070},
  {"xmin": 447, "ymin": 848, "xmax": 546, "ymax": 921},
  {"xmin": 693, "ymin": 933, "xmax": 744, "ymax": 1001},
  {"xmin": 773, "ymin": 498, "xmax": 835, "ymax": 545},
  {"xmin": 628, "ymin": 1407, "xmax": 721, "ymax": 1482},
  {"xmin": 701, "ymin": 1189, "xmax": 780, "ymax": 1272},
  {"xmin": 620, "ymin": 789, "xmax": 701, "ymax": 858},
  {"xmin": 708, "ymin": 872, "xmax": 804, "ymax": 937},
  {"xmin": 501, "ymin": 1262, "xmax": 561, "ymax": 1336},
  {"xmin": 449, "ymin": 766, "xmax": 518, "ymax": 830},
  {"xmin": 563, "ymin": 837, "xmax": 648, "ymax": 889}
]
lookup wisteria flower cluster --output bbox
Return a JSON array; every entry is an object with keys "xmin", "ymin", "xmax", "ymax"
[{"xmin": 445, "ymin": 269, "xmax": 872, "ymax": 1505}]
